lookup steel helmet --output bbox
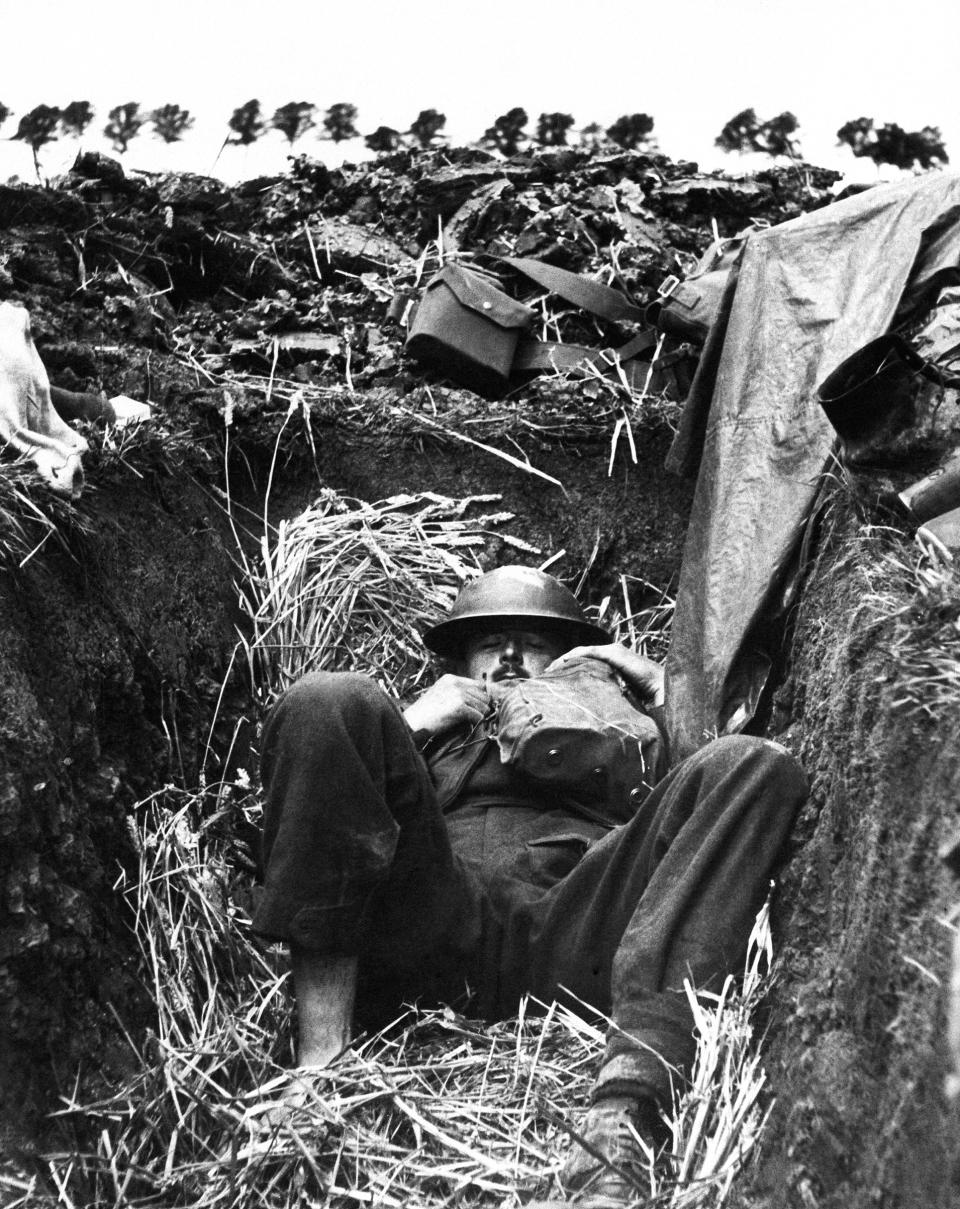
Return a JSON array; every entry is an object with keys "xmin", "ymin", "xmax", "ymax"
[{"xmin": 422, "ymin": 565, "xmax": 610, "ymax": 659}]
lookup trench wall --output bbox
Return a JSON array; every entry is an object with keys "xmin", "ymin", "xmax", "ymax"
[{"xmin": 745, "ymin": 492, "xmax": 960, "ymax": 1208}]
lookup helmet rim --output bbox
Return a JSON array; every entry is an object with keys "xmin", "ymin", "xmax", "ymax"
[{"xmin": 421, "ymin": 566, "xmax": 610, "ymax": 659}]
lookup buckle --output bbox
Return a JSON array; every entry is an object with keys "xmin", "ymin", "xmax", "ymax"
[{"xmin": 657, "ymin": 274, "xmax": 680, "ymax": 300}]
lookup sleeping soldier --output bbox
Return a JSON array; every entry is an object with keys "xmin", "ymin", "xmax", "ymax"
[{"xmin": 253, "ymin": 565, "xmax": 808, "ymax": 1208}]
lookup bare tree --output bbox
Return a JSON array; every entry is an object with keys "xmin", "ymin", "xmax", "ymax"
[{"xmin": 0, "ymin": 102, "xmax": 13, "ymax": 133}]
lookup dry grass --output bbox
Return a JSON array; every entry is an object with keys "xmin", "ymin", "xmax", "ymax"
[
  {"xmin": 186, "ymin": 347, "xmax": 680, "ymax": 460},
  {"xmin": 0, "ymin": 415, "xmax": 199, "ymax": 570},
  {"xmin": 849, "ymin": 521, "xmax": 960, "ymax": 719},
  {"xmin": 234, "ymin": 488, "xmax": 517, "ymax": 705},
  {"xmin": 597, "ymin": 572, "xmax": 676, "ymax": 665},
  {"xmin": 11, "ymin": 786, "xmax": 774, "ymax": 1209},
  {"xmin": 0, "ymin": 458, "xmax": 90, "ymax": 568}
]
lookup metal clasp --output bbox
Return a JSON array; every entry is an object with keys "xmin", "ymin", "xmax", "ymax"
[{"xmin": 657, "ymin": 274, "xmax": 681, "ymax": 300}]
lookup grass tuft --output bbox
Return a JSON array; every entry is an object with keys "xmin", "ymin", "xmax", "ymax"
[
  {"xmin": 0, "ymin": 457, "xmax": 90, "ymax": 568},
  {"xmin": 849, "ymin": 521, "xmax": 960, "ymax": 719}
]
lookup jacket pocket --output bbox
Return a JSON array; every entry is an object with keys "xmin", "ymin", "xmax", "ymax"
[{"xmin": 522, "ymin": 832, "xmax": 592, "ymax": 889}]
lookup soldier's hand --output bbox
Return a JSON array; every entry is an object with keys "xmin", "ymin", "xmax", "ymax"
[
  {"xmin": 402, "ymin": 674, "xmax": 490, "ymax": 737},
  {"xmin": 547, "ymin": 644, "xmax": 665, "ymax": 707}
]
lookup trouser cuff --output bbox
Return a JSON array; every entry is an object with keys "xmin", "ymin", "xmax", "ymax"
[
  {"xmin": 592, "ymin": 1051, "xmax": 680, "ymax": 1109},
  {"xmin": 252, "ymin": 892, "xmax": 376, "ymax": 954}
]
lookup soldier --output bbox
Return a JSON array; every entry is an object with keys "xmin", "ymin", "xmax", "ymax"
[{"xmin": 253, "ymin": 565, "xmax": 807, "ymax": 1207}]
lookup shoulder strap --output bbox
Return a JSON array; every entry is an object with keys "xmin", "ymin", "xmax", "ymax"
[
  {"xmin": 513, "ymin": 329, "xmax": 658, "ymax": 376},
  {"xmin": 500, "ymin": 256, "xmax": 647, "ymax": 325}
]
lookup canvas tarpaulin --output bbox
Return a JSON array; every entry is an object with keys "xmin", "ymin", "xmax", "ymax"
[{"xmin": 664, "ymin": 172, "xmax": 960, "ymax": 762}]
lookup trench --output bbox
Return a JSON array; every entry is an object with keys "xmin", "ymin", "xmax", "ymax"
[
  {"xmin": 4, "ymin": 411, "xmax": 960, "ymax": 1208},
  {"xmin": 2, "ymin": 152, "xmax": 959, "ymax": 1207}
]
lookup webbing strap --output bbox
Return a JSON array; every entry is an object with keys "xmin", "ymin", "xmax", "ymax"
[
  {"xmin": 513, "ymin": 328, "xmax": 659, "ymax": 376},
  {"xmin": 500, "ymin": 256, "xmax": 647, "ymax": 325}
]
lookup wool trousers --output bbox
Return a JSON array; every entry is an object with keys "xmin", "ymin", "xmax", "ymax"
[{"xmin": 254, "ymin": 671, "xmax": 808, "ymax": 1105}]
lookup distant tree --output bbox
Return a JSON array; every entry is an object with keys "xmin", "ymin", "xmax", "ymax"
[
  {"xmin": 322, "ymin": 102, "xmax": 360, "ymax": 143},
  {"xmin": 715, "ymin": 107, "xmax": 800, "ymax": 158},
  {"xmin": 151, "ymin": 103, "xmax": 194, "ymax": 143},
  {"xmin": 907, "ymin": 126, "xmax": 949, "ymax": 169},
  {"xmin": 579, "ymin": 121, "xmax": 608, "ymax": 150},
  {"xmin": 365, "ymin": 125, "xmax": 402, "ymax": 153},
  {"xmin": 409, "ymin": 108, "xmax": 446, "ymax": 147},
  {"xmin": 0, "ymin": 102, "xmax": 10, "ymax": 132},
  {"xmin": 607, "ymin": 112, "xmax": 655, "ymax": 150},
  {"xmin": 104, "ymin": 102, "xmax": 145, "ymax": 154},
  {"xmin": 536, "ymin": 112, "xmax": 575, "ymax": 146},
  {"xmin": 60, "ymin": 100, "xmax": 94, "ymax": 139},
  {"xmin": 874, "ymin": 123, "xmax": 914, "ymax": 169},
  {"xmin": 836, "ymin": 116, "xmax": 875, "ymax": 159},
  {"xmin": 14, "ymin": 104, "xmax": 62, "ymax": 177},
  {"xmin": 272, "ymin": 101, "xmax": 316, "ymax": 145},
  {"xmin": 715, "ymin": 108, "xmax": 761, "ymax": 154},
  {"xmin": 227, "ymin": 99, "xmax": 265, "ymax": 146},
  {"xmin": 837, "ymin": 116, "xmax": 949, "ymax": 171},
  {"xmin": 483, "ymin": 107, "xmax": 528, "ymax": 155},
  {"xmin": 760, "ymin": 111, "xmax": 800, "ymax": 157}
]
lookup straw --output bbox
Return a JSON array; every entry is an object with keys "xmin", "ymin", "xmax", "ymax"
[
  {"xmin": 235, "ymin": 489, "xmax": 515, "ymax": 705},
  {"xmin": 37, "ymin": 786, "xmax": 776, "ymax": 1209}
]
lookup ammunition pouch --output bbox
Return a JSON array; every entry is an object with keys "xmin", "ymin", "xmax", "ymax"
[{"xmin": 405, "ymin": 256, "xmax": 686, "ymax": 398}]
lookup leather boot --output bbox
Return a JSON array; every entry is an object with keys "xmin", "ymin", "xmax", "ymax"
[{"xmin": 528, "ymin": 1095, "xmax": 669, "ymax": 1208}]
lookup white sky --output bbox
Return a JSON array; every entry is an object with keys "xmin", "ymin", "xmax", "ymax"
[{"xmin": 1, "ymin": 0, "xmax": 958, "ymax": 183}]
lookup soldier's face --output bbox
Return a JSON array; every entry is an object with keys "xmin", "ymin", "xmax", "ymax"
[{"xmin": 464, "ymin": 629, "xmax": 565, "ymax": 694}]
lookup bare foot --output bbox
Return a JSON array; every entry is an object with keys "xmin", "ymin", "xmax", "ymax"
[{"xmin": 242, "ymin": 1065, "xmax": 334, "ymax": 1135}]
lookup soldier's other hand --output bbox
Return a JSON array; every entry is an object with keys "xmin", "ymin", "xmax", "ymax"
[
  {"xmin": 402, "ymin": 674, "xmax": 490, "ymax": 737},
  {"xmin": 547, "ymin": 644, "xmax": 665, "ymax": 707}
]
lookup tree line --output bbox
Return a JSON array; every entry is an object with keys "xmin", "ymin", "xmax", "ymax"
[
  {"xmin": 0, "ymin": 98, "xmax": 949, "ymax": 176},
  {"xmin": 715, "ymin": 107, "xmax": 949, "ymax": 172}
]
